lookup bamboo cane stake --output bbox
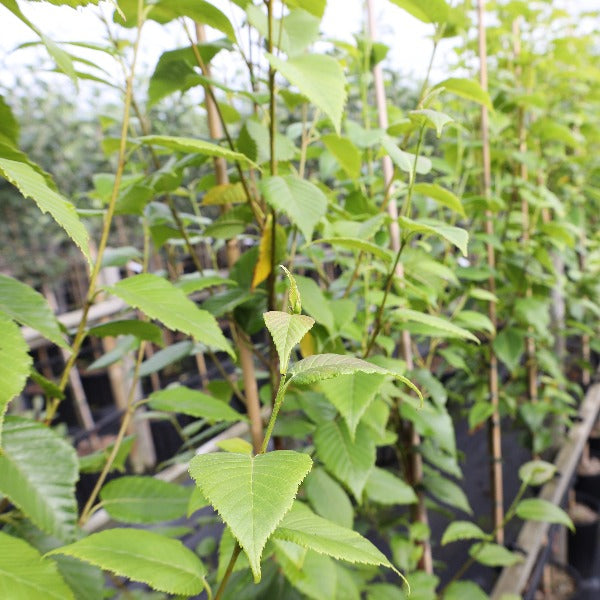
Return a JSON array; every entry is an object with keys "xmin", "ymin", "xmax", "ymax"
[
  {"xmin": 478, "ymin": 0, "xmax": 504, "ymax": 543},
  {"xmin": 366, "ymin": 0, "xmax": 432, "ymax": 574},
  {"xmin": 195, "ymin": 22, "xmax": 263, "ymax": 454}
]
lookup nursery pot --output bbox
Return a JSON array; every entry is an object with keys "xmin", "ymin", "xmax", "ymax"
[{"xmin": 568, "ymin": 492, "xmax": 600, "ymax": 579}]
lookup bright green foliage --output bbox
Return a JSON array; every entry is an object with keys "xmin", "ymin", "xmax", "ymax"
[
  {"xmin": 148, "ymin": 385, "xmax": 244, "ymax": 423},
  {"xmin": 469, "ymin": 543, "xmax": 523, "ymax": 567},
  {"xmin": 189, "ymin": 450, "xmax": 313, "ymax": 581},
  {"xmin": 434, "ymin": 77, "xmax": 493, "ymax": 109},
  {"xmin": 394, "ymin": 309, "xmax": 479, "ymax": 343},
  {"xmin": 423, "ymin": 468, "xmax": 472, "ymax": 515},
  {"xmin": 314, "ymin": 420, "xmax": 375, "ymax": 500},
  {"xmin": 410, "ymin": 109, "xmax": 455, "ymax": 138},
  {"xmin": 0, "ymin": 315, "xmax": 31, "ymax": 444},
  {"xmin": 0, "ymin": 274, "xmax": 68, "ymax": 348},
  {"xmin": 107, "ymin": 273, "xmax": 234, "ymax": 356},
  {"xmin": 266, "ymin": 53, "xmax": 347, "ymax": 133},
  {"xmin": 304, "ymin": 467, "xmax": 354, "ymax": 528},
  {"xmin": 441, "ymin": 521, "xmax": 488, "ymax": 545},
  {"xmin": 0, "ymin": 417, "xmax": 78, "ymax": 541},
  {"xmin": 48, "ymin": 529, "xmax": 207, "ymax": 596},
  {"xmin": 187, "ymin": 487, "xmax": 209, "ymax": 517},
  {"xmin": 321, "ymin": 134, "xmax": 361, "ymax": 179},
  {"xmin": 314, "ymin": 237, "xmax": 393, "ymax": 263},
  {"xmin": 261, "ymin": 175, "xmax": 328, "ymax": 242},
  {"xmin": 0, "ymin": 159, "xmax": 90, "ymax": 264},
  {"xmin": 398, "ymin": 216, "xmax": 469, "ymax": 256},
  {"xmin": 0, "ymin": 532, "xmax": 74, "ymax": 600},
  {"xmin": 443, "ymin": 581, "xmax": 488, "ymax": 600},
  {"xmin": 99, "ymin": 476, "xmax": 192, "ymax": 524},
  {"xmin": 412, "ymin": 183, "xmax": 465, "ymax": 216},
  {"xmin": 294, "ymin": 275, "xmax": 334, "ymax": 330},
  {"xmin": 276, "ymin": 547, "xmax": 337, "ymax": 600},
  {"xmin": 365, "ymin": 467, "xmax": 418, "ymax": 505},
  {"xmin": 264, "ymin": 311, "xmax": 315, "ymax": 373},
  {"xmin": 87, "ymin": 319, "xmax": 164, "ymax": 346},
  {"xmin": 78, "ymin": 436, "xmax": 136, "ymax": 475},
  {"xmin": 319, "ymin": 372, "xmax": 386, "ymax": 438},
  {"xmin": 515, "ymin": 499, "xmax": 574, "ymax": 531},
  {"xmin": 518, "ymin": 460, "xmax": 557, "ymax": 486},
  {"xmin": 388, "ymin": 0, "xmax": 449, "ymax": 23}
]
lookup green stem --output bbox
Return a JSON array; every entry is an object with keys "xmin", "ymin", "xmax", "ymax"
[{"xmin": 260, "ymin": 376, "xmax": 288, "ymax": 454}]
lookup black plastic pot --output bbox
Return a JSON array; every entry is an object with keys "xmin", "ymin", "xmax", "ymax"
[{"xmin": 568, "ymin": 492, "xmax": 600, "ymax": 579}]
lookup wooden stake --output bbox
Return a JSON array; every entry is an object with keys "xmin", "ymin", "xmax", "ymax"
[
  {"xmin": 478, "ymin": 0, "xmax": 504, "ymax": 543},
  {"xmin": 367, "ymin": 0, "xmax": 432, "ymax": 573}
]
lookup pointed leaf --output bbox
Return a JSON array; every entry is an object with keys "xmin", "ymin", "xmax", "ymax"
[
  {"xmin": 516, "ymin": 499, "xmax": 574, "ymax": 531},
  {"xmin": 203, "ymin": 182, "xmax": 246, "ymax": 205},
  {"xmin": 266, "ymin": 53, "xmax": 346, "ymax": 133},
  {"xmin": 99, "ymin": 476, "xmax": 192, "ymax": 524},
  {"xmin": 304, "ymin": 467, "xmax": 354, "ymax": 528},
  {"xmin": 0, "ymin": 532, "xmax": 74, "ymax": 600},
  {"xmin": 412, "ymin": 183, "xmax": 465, "ymax": 216},
  {"xmin": 0, "ymin": 158, "xmax": 90, "ymax": 264},
  {"xmin": 148, "ymin": 385, "xmax": 244, "ymax": 423},
  {"xmin": 313, "ymin": 237, "xmax": 393, "ymax": 263},
  {"xmin": 434, "ymin": 77, "xmax": 493, "ymax": 110},
  {"xmin": 493, "ymin": 328, "xmax": 525, "ymax": 373},
  {"xmin": 423, "ymin": 468, "xmax": 472, "ymax": 515},
  {"xmin": 321, "ymin": 134, "xmax": 361, "ymax": 179},
  {"xmin": 444, "ymin": 581, "xmax": 487, "ymax": 600},
  {"xmin": 0, "ymin": 315, "xmax": 32, "ymax": 445},
  {"xmin": 188, "ymin": 450, "xmax": 312, "ymax": 581},
  {"xmin": 394, "ymin": 309, "xmax": 479, "ymax": 343},
  {"xmin": 399, "ymin": 216, "xmax": 469, "ymax": 256},
  {"xmin": 315, "ymin": 420, "xmax": 375, "ymax": 500},
  {"xmin": 294, "ymin": 275, "xmax": 334, "ymax": 330},
  {"xmin": 48, "ymin": 529, "xmax": 206, "ymax": 596},
  {"xmin": 106, "ymin": 273, "xmax": 233, "ymax": 357},
  {"xmin": 388, "ymin": 0, "xmax": 449, "ymax": 23},
  {"xmin": 410, "ymin": 109, "xmax": 454, "ymax": 138},
  {"xmin": 470, "ymin": 543, "xmax": 522, "ymax": 567},
  {"xmin": 87, "ymin": 319, "xmax": 164, "ymax": 346},
  {"xmin": 381, "ymin": 136, "xmax": 432, "ymax": 175},
  {"xmin": 365, "ymin": 467, "xmax": 417, "ymax": 505},
  {"xmin": 441, "ymin": 521, "xmax": 487, "ymax": 545},
  {"xmin": 261, "ymin": 175, "xmax": 327, "ymax": 241},
  {"xmin": 518, "ymin": 460, "xmax": 556, "ymax": 486},
  {"xmin": 0, "ymin": 417, "xmax": 78, "ymax": 540},
  {"xmin": 264, "ymin": 311, "xmax": 315, "ymax": 374}
]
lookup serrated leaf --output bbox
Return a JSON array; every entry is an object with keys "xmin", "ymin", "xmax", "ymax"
[
  {"xmin": 264, "ymin": 311, "xmax": 315, "ymax": 374},
  {"xmin": 398, "ymin": 216, "xmax": 469, "ymax": 256},
  {"xmin": 274, "ymin": 502, "xmax": 401, "ymax": 575},
  {"xmin": 187, "ymin": 487, "xmax": 209, "ymax": 517},
  {"xmin": 314, "ymin": 420, "xmax": 375, "ymax": 501},
  {"xmin": 470, "ymin": 543, "xmax": 522, "ymax": 567},
  {"xmin": 0, "ymin": 315, "xmax": 32, "ymax": 445},
  {"xmin": 441, "ymin": 521, "xmax": 487, "ymax": 545},
  {"xmin": 321, "ymin": 134, "xmax": 361, "ymax": 178},
  {"xmin": 99, "ymin": 476, "xmax": 192, "ymax": 524},
  {"xmin": 0, "ymin": 158, "xmax": 90, "ymax": 264},
  {"xmin": 388, "ymin": 0, "xmax": 449, "ymax": 23},
  {"xmin": 87, "ymin": 319, "xmax": 164, "ymax": 346},
  {"xmin": 0, "ymin": 532, "xmax": 74, "ymax": 600},
  {"xmin": 261, "ymin": 175, "xmax": 327, "ymax": 242},
  {"xmin": 0, "ymin": 274, "xmax": 68, "ymax": 349},
  {"xmin": 410, "ymin": 109, "xmax": 454, "ymax": 137},
  {"xmin": 188, "ymin": 450, "xmax": 312, "ymax": 581},
  {"xmin": 148, "ymin": 385, "xmax": 244, "ymax": 423},
  {"xmin": 319, "ymin": 372, "xmax": 385, "ymax": 439},
  {"xmin": 203, "ymin": 182, "xmax": 246, "ymax": 205},
  {"xmin": 48, "ymin": 529, "xmax": 206, "ymax": 596},
  {"xmin": 518, "ymin": 460, "xmax": 556, "ymax": 486},
  {"xmin": 266, "ymin": 53, "xmax": 346, "ymax": 133},
  {"xmin": 277, "ymin": 546, "xmax": 337, "ymax": 600},
  {"xmin": 412, "ymin": 183, "xmax": 465, "ymax": 216},
  {"xmin": 423, "ymin": 468, "xmax": 472, "ymax": 515},
  {"xmin": 515, "ymin": 499, "xmax": 574, "ymax": 531},
  {"xmin": 106, "ymin": 274, "xmax": 233, "ymax": 357},
  {"xmin": 304, "ymin": 467, "xmax": 354, "ymax": 528},
  {"xmin": 313, "ymin": 237, "xmax": 393, "ymax": 263},
  {"xmin": 0, "ymin": 417, "xmax": 78, "ymax": 541},
  {"xmin": 394, "ymin": 309, "xmax": 479, "ymax": 343},
  {"xmin": 434, "ymin": 77, "xmax": 493, "ymax": 110},
  {"xmin": 365, "ymin": 467, "xmax": 417, "ymax": 505},
  {"xmin": 139, "ymin": 135, "xmax": 254, "ymax": 165}
]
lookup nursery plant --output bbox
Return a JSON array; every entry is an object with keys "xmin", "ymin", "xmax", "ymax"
[{"xmin": 0, "ymin": 0, "xmax": 598, "ymax": 598}]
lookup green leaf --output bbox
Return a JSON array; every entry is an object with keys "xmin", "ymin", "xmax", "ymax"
[
  {"xmin": 394, "ymin": 309, "xmax": 479, "ymax": 343},
  {"xmin": 274, "ymin": 502, "xmax": 402, "ymax": 575},
  {"xmin": 0, "ymin": 417, "xmax": 78, "ymax": 541},
  {"xmin": 304, "ymin": 467, "xmax": 354, "ymax": 529},
  {"xmin": 138, "ymin": 340, "xmax": 194, "ymax": 377},
  {"xmin": 216, "ymin": 437, "xmax": 253, "ymax": 454},
  {"xmin": 264, "ymin": 311, "xmax": 315, "ymax": 374},
  {"xmin": 188, "ymin": 450, "xmax": 312, "ymax": 581},
  {"xmin": 0, "ymin": 532, "xmax": 74, "ymax": 600},
  {"xmin": 294, "ymin": 275, "xmax": 334, "ymax": 331},
  {"xmin": 99, "ymin": 476, "xmax": 192, "ymax": 524},
  {"xmin": 139, "ymin": 135, "xmax": 254, "ymax": 165},
  {"xmin": 148, "ymin": 385, "xmax": 244, "ymax": 423},
  {"xmin": 434, "ymin": 77, "xmax": 493, "ymax": 110},
  {"xmin": 388, "ymin": 0, "xmax": 449, "ymax": 23},
  {"xmin": 261, "ymin": 175, "xmax": 327, "ymax": 242},
  {"xmin": 423, "ymin": 468, "xmax": 472, "ymax": 515},
  {"xmin": 410, "ymin": 109, "xmax": 454, "ymax": 138},
  {"xmin": 515, "ymin": 499, "xmax": 574, "ymax": 531},
  {"xmin": 187, "ymin": 487, "xmax": 209, "ymax": 517},
  {"xmin": 365, "ymin": 467, "xmax": 417, "ymax": 505},
  {"xmin": 87, "ymin": 319, "xmax": 163, "ymax": 346},
  {"xmin": 276, "ymin": 547, "xmax": 337, "ymax": 600},
  {"xmin": 314, "ymin": 420, "xmax": 375, "ymax": 500},
  {"xmin": 470, "ymin": 543, "xmax": 522, "ymax": 567},
  {"xmin": 79, "ymin": 436, "xmax": 135, "ymax": 474},
  {"xmin": 514, "ymin": 297, "xmax": 550, "ymax": 335},
  {"xmin": 381, "ymin": 136, "xmax": 432, "ymax": 175},
  {"xmin": 289, "ymin": 354, "xmax": 421, "ymax": 400},
  {"xmin": 398, "ymin": 216, "xmax": 469, "ymax": 256},
  {"xmin": 412, "ymin": 183, "xmax": 465, "ymax": 216},
  {"xmin": 266, "ymin": 53, "xmax": 347, "ymax": 133},
  {"xmin": 454, "ymin": 310, "xmax": 495, "ymax": 335},
  {"xmin": 106, "ymin": 273, "xmax": 233, "ymax": 357},
  {"xmin": 312, "ymin": 237, "xmax": 393, "ymax": 263},
  {"xmin": 0, "ymin": 95, "xmax": 19, "ymax": 145},
  {"xmin": 322, "ymin": 134, "xmax": 361, "ymax": 179},
  {"xmin": 319, "ymin": 372, "xmax": 386, "ymax": 439},
  {"xmin": 0, "ymin": 158, "xmax": 90, "ymax": 264},
  {"xmin": 0, "ymin": 315, "xmax": 32, "ymax": 445},
  {"xmin": 518, "ymin": 460, "xmax": 556, "ymax": 486},
  {"xmin": 443, "ymin": 581, "xmax": 488, "ymax": 600},
  {"xmin": 281, "ymin": 265, "xmax": 302, "ymax": 314},
  {"xmin": 48, "ymin": 529, "xmax": 207, "ymax": 596},
  {"xmin": 493, "ymin": 328, "xmax": 524, "ymax": 373},
  {"xmin": 441, "ymin": 521, "xmax": 487, "ymax": 545}
]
